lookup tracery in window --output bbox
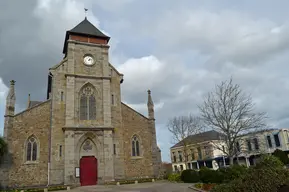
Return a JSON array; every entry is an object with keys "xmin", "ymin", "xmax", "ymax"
[
  {"xmin": 26, "ymin": 136, "xmax": 38, "ymax": 161},
  {"xmin": 79, "ymin": 84, "xmax": 96, "ymax": 120},
  {"xmin": 132, "ymin": 135, "xmax": 140, "ymax": 156}
]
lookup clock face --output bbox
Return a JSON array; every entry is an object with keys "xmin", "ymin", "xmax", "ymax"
[{"xmin": 84, "ymin": 55, "xmax": 94, "ymax": 65}]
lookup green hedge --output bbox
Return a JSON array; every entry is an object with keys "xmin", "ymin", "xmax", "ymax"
[
  {"xmin": 179, "ymin": 165, "xmax": 247, "ymax": 184},
  {"xmin": 212, "ymin": 155, "xmax": 289, "ymax": 192},
  {"xmin": 219, "ymin": 164, "xmax": 248, "ymax": 182},
  {"xmin": 199, "ymin": 167, "xmax": 224, "ymax": 184},
  {"xmin": 181, "ymin": 169, "xmax": 200, "ymax": 183}
]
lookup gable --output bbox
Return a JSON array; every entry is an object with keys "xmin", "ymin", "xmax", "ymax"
[{"xmin": 121, "ymin": 102, "xmax": 148, "ymax": 121}]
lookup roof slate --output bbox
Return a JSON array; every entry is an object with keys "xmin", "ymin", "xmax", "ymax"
[
  {"xmin": 68, "ymin": 17, "xmax": 109, "ymax": 39},
  {"xmin": 171, "ymin": 130, "xmax": 225, "ymax": 148}
]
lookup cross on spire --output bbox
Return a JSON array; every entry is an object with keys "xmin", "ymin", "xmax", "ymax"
[{"xmin": 84, "ymin": 8, "xmax": 88, "ymax": 19}]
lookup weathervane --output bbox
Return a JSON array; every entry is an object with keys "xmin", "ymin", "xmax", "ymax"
[{"xmin": 84, "ymin": 8, "xmax": 88, "ymax": 19}]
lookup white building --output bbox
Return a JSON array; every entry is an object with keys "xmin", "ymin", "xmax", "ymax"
[
  {"xmin": 234, "ymin": 128, "xmax": 289, "ymax": 166},
  {"xmin": 170, "ymin": 129, "xmax": 289, "ymax": 172},
  {"xmin": 170, "ymin": 130, "xmax": 228, "ymax": 172}
]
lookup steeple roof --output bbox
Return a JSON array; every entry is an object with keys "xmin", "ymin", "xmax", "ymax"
[
  {"xmin": 68, "ymin": 17, "xmax": 110, "ymax": 39},
  {"xmin": 62, "ymin": 18, "xmax": 110, "ymax": 54}
]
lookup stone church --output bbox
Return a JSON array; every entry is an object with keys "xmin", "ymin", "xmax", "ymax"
[{"xmin": 0, "ymin": 17, "xmax": 162, "ymax": 188}]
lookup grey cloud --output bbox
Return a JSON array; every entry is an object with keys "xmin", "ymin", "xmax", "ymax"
[{"xmin": 2, "ymin": 0, "xmax": 289, "ymax": 162}]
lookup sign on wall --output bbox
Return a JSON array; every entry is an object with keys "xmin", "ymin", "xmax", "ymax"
[{"xmin": 75, "ymin": 167, "xmax": 80, "ymax": 178}]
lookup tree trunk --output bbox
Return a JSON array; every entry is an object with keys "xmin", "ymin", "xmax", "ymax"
[{"xmin": 229, "ymin": 156, "xmax": 234, "ymax": 165}]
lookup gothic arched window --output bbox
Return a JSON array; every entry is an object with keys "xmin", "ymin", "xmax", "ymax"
[
  {"xmin": 132, "ymin": 135, "xmax": 140, "ymax": 156},
  {"xmin": 26, "ymin": 136, "xmax": 38, "ymax": 161},
  {"xmin": 80, "ymin": 85, "xmax": 96, "ymax": 120}
]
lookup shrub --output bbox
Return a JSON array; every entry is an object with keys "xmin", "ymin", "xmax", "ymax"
[
  {"xmin": 0, "ymin": 137, "xmax": 8, "ymax": 162},
  {"xmin": 180, "ymin": 169, "xmax": 200, "ymax": 183},
  {"xmin": 211, "ymin": 155, "xmax": 289, "ymax": 192},
  {"xmin": 194, "ymin": 183, "xmax": 203, "ymax": 189},
  {"xmin": 199, "ymin": 167, "xmax": 223, "ymax": 184},
  {"xmin": 219, "ymin": 164, "xmax": 247, "ymax": 182},
  {"xmin": 273, "ymin": 149, "xmax": 289, "ymax": 165},
  {"xmin": 202, "ymin": 183, "xmax": 217, "ymax": 191},
  {"xmin": 168, "ymin": 173, "xmax": 181, "ymax": 182}
]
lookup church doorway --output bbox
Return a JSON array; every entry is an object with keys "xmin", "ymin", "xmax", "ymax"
[{"xmin": 80, "ymin": 156, "xmax": 98, "ymax": 186}]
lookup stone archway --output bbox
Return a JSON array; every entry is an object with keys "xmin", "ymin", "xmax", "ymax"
[
  {"xmin": 78, "ymin": 136, "xmax": 99, "ymax": 186},
  {"xmin": 80, "ymin": 139, "xmax": 97, "ymax": 157}
]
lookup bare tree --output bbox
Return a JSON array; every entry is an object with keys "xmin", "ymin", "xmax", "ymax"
[
  {"xmin": 167, "ymin": 114, "xmax": 204, "ymax": 169},
  {"xmin": 198, "ymin": 77, "xmax": 267, "ymax": 165}
]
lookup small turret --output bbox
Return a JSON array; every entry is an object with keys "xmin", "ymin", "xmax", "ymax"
[
  {"xmin": 5, "ymin": 80, "xmax": 16, "ymax": 116},
  {"xmin": 147, "ymin": 90, "xmax": 154, "ymax": 119},
  {"xmin": 4, "ymin": 80, "xmax": 16, "ymax": 140},
  {"xmin": 27, "ymin": 94, "xmax": 31, "ymax": 109}
]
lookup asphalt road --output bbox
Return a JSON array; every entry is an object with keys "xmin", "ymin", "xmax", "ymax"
[{"xmin": 70, "ymin": 181, "xmax": 199, "ymax": 192}]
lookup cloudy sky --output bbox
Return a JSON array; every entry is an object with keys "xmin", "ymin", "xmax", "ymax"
[{"xmin": 1, "ymin": 0, "xmax": 289, "ymax": 162}]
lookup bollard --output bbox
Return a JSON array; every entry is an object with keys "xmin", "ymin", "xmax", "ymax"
[
  {"xmin": 44, "ymin": 188, "xmax": 48, "ymax": 192},
  {"xmin": 67, "ymin": 186, "xmax": 70, "ymax": 191},
  {"xmin": 152, "ymin": 179, "xmax": 155, "ymax": 182},
  {"xmin": 135, "ymin": 180, "xmax": 138, "ymax": 184},
  {"xmin": 116, "ymin": 182, "xmax": 120, "ymax": 186}
]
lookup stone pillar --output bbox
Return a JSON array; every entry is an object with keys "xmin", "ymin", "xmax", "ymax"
[
  {"xmin": 245, "ymin": 157, "xmax": 250, "ymax": 167},
  {"xmin": 103, "ymin": 130, "xmax": 114, "ymax": 180},
  {"xmin": 65, "ymin": 76, "xmax": 75, "ymax": 126},
  {"xmin": 102, "ymin": 80, "xmax": 111, "ymax": 126},
  {"xmin": 64, "ymin": 130, "xmax": 76, "ymax": 184}
]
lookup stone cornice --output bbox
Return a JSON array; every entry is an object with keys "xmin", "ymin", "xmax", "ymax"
[
  {"xmin": 65, "ymin": 74, "xmax": 111, "ymax": 80},
  {"xmin": 67, "ymin": 40, "xmax": 110, "ymax": 49},
  {"xmin": 62, "ymin": 126, "xmax": 114, "ymax": 131}
]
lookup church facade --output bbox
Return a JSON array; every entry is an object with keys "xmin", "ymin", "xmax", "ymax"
[{"xmin": 0, "ymin": 18, "xmax": 162, "ymax": 188}]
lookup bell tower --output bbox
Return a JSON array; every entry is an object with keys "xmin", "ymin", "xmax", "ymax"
[
  {"xmin": 62, "ymin": 17, "xmax": 113, "ymax": 127},
  {"xmin": 53, "ymin": 17, "xmax": 116, "ymax": 184}
]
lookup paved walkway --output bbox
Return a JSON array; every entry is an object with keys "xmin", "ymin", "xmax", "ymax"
[{"xmin": 70, "ymin": 181, "xmax": 198, "ymax": 192}]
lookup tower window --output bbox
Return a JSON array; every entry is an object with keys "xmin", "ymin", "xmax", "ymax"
[
  {"xmin": 80, "ymin": 85, "xmax": 96, "ymax": 120},
  {"xmin": 111, "ymin": 94, "xmax": 114, "ymax": 105},
  {"xmin": 113, "ymin": 144, "xmax": 116, "ymax": 155},
  {"xmin": 59, "ymin": 145, "xmax": 62, "ymax": 157},
  {"xmin": 60, "ymin": 91, "xmax": 64, "ymax": 101}
]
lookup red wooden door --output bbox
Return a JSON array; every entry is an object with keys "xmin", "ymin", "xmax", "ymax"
[{"xmin": 80, "ymin": 156, "xmax": 97, "ymax": 186}]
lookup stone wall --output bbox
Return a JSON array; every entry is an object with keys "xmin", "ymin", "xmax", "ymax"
[
  {"xmin": 110, "ymin": 65, "xmax": 125, "ymax": 180},
  {"xmin": 6, "ymin": 101, "xmax": 50, "ymax": 187},
  {"xmin": 49, "ymin": 59, "xmax": 67, "ymax": 185},
  {"xmin": 121, "ymin": 103, "xmax": 154, "ymax": 178}
]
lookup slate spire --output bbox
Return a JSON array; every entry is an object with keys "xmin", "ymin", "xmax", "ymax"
[{"xmin": 62, "ymin": 18, "xmax": 110, "ymax": 54}]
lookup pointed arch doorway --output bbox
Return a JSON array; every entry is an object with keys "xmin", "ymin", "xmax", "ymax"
[
  {"xmin": 80, "ymin": 156, "xmax": 98, "ymax": 186},
  {"xmin": 78, "ymin": 137, "xmax": 98, "ymax": 186}
]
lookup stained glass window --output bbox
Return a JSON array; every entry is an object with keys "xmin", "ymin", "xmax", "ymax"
[{"xmin": 79, "ymin": 85, "xmax": 96, "ymax": 120}]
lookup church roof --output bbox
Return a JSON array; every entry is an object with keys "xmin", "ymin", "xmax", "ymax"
[{"xmin": 68, "ymin": 17, "xmax": 110, "ymax": 39}]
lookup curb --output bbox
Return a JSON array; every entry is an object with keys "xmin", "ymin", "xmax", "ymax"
[{"xmin": 188, "ymin": 186, "xmax": 206, "ymax": 192}]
